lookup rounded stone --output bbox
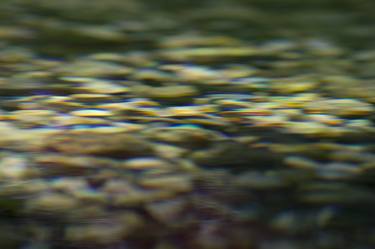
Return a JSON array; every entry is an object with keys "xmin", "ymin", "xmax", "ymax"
[
  {"xmin": 26, "ymin": 193, "xmax": 79, "ymax": 213},
  {"xmin": 121, "ymin": 158, "xmax": 172, "ymax": 170},
  {"xmin": 44, "ymin": 132, "xmax": 154, "ymax": 158},
  {"xmin": 304, "ymin": 99, "xmax": 374, "ymax": 117},
  {"xmin": 70, "ymin": 109, "xmax": 113, "ymax": 117},
  {"xmin": 139, "ymin": 175, "xmax": 193, "ymax": 193}
]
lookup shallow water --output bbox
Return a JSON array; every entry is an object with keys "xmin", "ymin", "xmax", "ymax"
[{"xmin": 0, "ymin": 1, "xmax": 374, "ymax": 249}]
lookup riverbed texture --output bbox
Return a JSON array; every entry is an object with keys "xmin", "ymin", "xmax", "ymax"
[{"xmin": 0, "ymin": 0, "xmax": 374, "ymax": 249}]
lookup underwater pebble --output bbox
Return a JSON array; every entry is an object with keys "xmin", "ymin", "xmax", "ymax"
[
  {"xmin": 121, "ymin": 158, "xmax": 172, "ymax": 170},
  {"xmin": 0, "ymin": 156, "xmax": 38, "ymax": 180},
  {"xmin": 70, "ymin": 109, "xmax": 112, "ymax": 117},
  {"xmin": 56, "ymin": 60, "xmax": 132, "ymax": 78},
  {"xmin": 26, "ymin": 192, "xmax": 79, "ymax": 213},
  {"xmin": 70, "ymin": 93, "xmax": 114, "ymax": 102},
  {"xmin": 143, "ymin": 126, "xmax": 225, "ymax": 146},
  {"xmin": 284, "ymin": 121, "xmax": 347, "ymax": 137},
  {"xmin": 9, "ymin": 109, "xmax": 57, "ymax": 127},
  {"xmin": 65, "ymin": 223, "xmax": 125, "ymax": 244},
  {"xmin": 284, "ymin": 156, "xmax": 318, "ymax": 170},
  {"xmin": 44, "ymin": 132, "xmax": 154, "ymax": 157},
  {"xmin": 159, "ymin": 34, "xmax": 241, "ymax": 48},
  {"xmin": 113, "ymin": 189, "xmax": 176, "ymax": 207},
  {"xmin": 305, "ymin": 114, "xmax": 344, "ymax": 126},
  {"xmin": 153, "ymin": 143, "xmax": 188, "ymax": 159},
  {"xmin": 76, "ymin": 80, "xmax": 129, "ymax": 94},
  {"xmin": 233, "ymin": 171, "xmax": 286, "ymax": 189},
  {"xmin": 139, "ymin": 175, "xmax": 193, "ymax": 193},
  {"xmin": 145, "ymin": 198, "xmax": 187, "ymax": 224},
  {"xmin": 132, "ymin": 84, "xmax": 199, "ymax": 99},
  {"xmin": 50, "ymin": 177, "xmax": 88, "ymax": 193},
  {"xmin": 163, "ymin": 64, "xmax": 220, "ymax": 82},
  {"xmin": 304, "ymin": 99, "xmax": 374, "ymax": 117},
  {"xmin": 270, "ymin": 80, "xmax": 318, "ymax": 94},
  {"xmin": 159, "ymin": 46, "xmax": 264, "ymax": 62}
]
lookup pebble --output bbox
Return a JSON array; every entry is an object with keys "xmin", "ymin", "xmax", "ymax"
[
  {"xmin": 34, "ymin": 154, "xmax": 116, "ymax": 170},
  {"xmin": 41, "ymin": 96, "xmax": 86, "ymax": 112},
  {"xmin": 26, "ymin": 192, "xmax": 79, "ymax": 213},
  {"xmin": 52, "ymin": 115, "xmax": 110, "ymax": 127},
  {"xmin": 143, "ymin": 126, "xmax": 224, "ymax": 146},
  {"xmin": 72, "ymin": 189, "xmax": 107, "ymax": 203},
  {"xmin": 163, "ymin": 65, "xmax": 220, "ymax": 82},
  {"xmin": 0, "ymin": 156, "xmax": 39, "ymax": 180},
  {"xmin": 50, "ymin": 177, "xmax": 88, "ymax": 193},
  {"xmin": 270, "ymin": 81, "xmax": 318, "ymax": 94},
  {"xmin": 113, "ymin": 189, "xmax": 176, "ymax": 207},
  {"xmin": 164, "ymin": 106, "xmax": 208, "ymax": 117},
  {"xmin": 246, "ymin": 115, "xmax": 288, "ymax": 127},
  {"xmin": 87, "ymin": 52, "xmax": 127, "ymax": 62},
  {"xmin": 65, "ymin": 223, "xmax": 125, "ymax": 244},
  {"xmin": 159, "ymin": 47, "xmax": 262, "ymax": 62},
  {"xmin": 132, "ymin": 84, "xmax": 199, "ymax": 99},
  {"xmin": 304, "ymin": 99, "xmax": 374, "ymax": 117},
  {"xmin": 159, "ymin": 34, "xmax": 241, "ymax": 48},
  {"xmin": 145, "ymin": 198, "xmax": 187, "ymax": 224},
  {"xmin": 316, "ymin": 162, "xmax": 361, "ymax": 180},
  {"xmin": 153, "ymin": 143, "xmax": 188, "ymax": 159},
  {"xmin": 322, "ymin": 75, "xmax": 375, "ymax": 103},
  {"xmin": 76, "ymin": 80, "xmax": 129, "ymax": 94},
  {"xmin": 233, "ymin": 171, "xmax": 286, "ymax": 189},
  {"xmin": 284, "ymin": 156, "xmax": 318, "ymax": 170},
  {"xmin": 299, "ymin": 186, "xmax": 374, "ymax": 204},
  {"xmin": 67, "ymin": 205, "xmax": 108, "ymax": 220},
  {"xmin": 0, "ymin": 26, "xmax": 33, "ymax": 39},
  {"xmin": 121, "ymin": 158, "xmax": 172, "ymax": 170},
  {"xmin": 44, "ymin": 132, "xmax": 154, "ymax": 158},
  {"xmin": 132, "ymin": 69, "xmax": 175, "ymax": 81},
  {"xmin": 305, "ymin": 114, "xmax": 344, "ymax": 126},
  {"xmin": 9, "ymin": 109, "xmax": 56, "ymax": 127},
  {"xmin": 101, "ymin": 180, "xmax": 135, "ymax": 195},
  {"xmin": 284, "ymin": 121, "xmax": 347, "ymax": 137},
  {"xmin": 70, "ymin": 109, "xmax": 112, "ymax": 117},
  {"xmin": 74, "ymin": 25, "xmax": 127, "ymax": 41},
  {"xmin": 70, "ymin": 93, "xmax": 114, "ymax": 102},
  {"xmin": 56, "ymin": 60, "xmax": 132, "ymax": 78},
  {"xmin": 220, "ymin": 65, "xmax": 256, "ymax": 78},
  {"xmin": 139, "ymin": 175, "xmax": 193, "ymax": 193}
]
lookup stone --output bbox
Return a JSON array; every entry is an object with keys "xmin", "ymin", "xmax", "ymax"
[
  {"xmin": 139, "ymin": 175, "xmax": 193, "ymax": 193},
  {"xmin": 145, "ymin": 198, "xmax": 187, "ymax": 224},
  {"xmin": 44, "ymin": 132, "xmax": 154, "ymax": 158},
  {"xmin": 270, "ymin": 81, "xmax": 318, "ymax": 94},
  {"xmin": 113, "ymin": 189, "xmax": 176, "ymax": 207},
  {"xmin": 158, "ymin": 47, "xmax": 262, "ymax": 62},
  {"xmin": 143, "ymin": 126, "xmax": 224, "ymax": 148},
  {"xmin": 0, "ymin": 156, "xmax": 39, "ymax": 180},
  {"xmin": 70, "ymin": 93, "xmax": 114, "ymax": 102},
  {"xmin": 65, "ymin": 223, "xmax": 125, "ymax": 244},
  {"xmin": 159, "ymin": 34, "xmax": 240, "ymax": 48},
  {"xmin": 70, "ymin": 109, "xmax": 112, "ymax": 117},
  {"xmin": 131, "ymin": 84, "xmax": 199, "ymax": 99},
  {"xmin": 76, "ymin": 80, "xmax": 129, "ymax": 94},
  {"xmin": 55, "ymin": 60, "xmax": 132, "ymax": 78},
  {"xmin": 9, "ymin": 109, "xmax": 57, "ymax": 128},
  {"xmin": 304, "ymin": 99, "xmax": 374, "ymax": 117},
  {"xmin": 26, "ymin": 193, "xmax": 79, "ymax": 213},
  {"xmin": 121, "ymin": 158, "xmax": 172, "ymax": 170}
]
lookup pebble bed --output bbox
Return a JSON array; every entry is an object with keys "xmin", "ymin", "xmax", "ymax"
[{"xmin": 0, "ymin": 0, "xmax": 374, "ymax": 249}]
